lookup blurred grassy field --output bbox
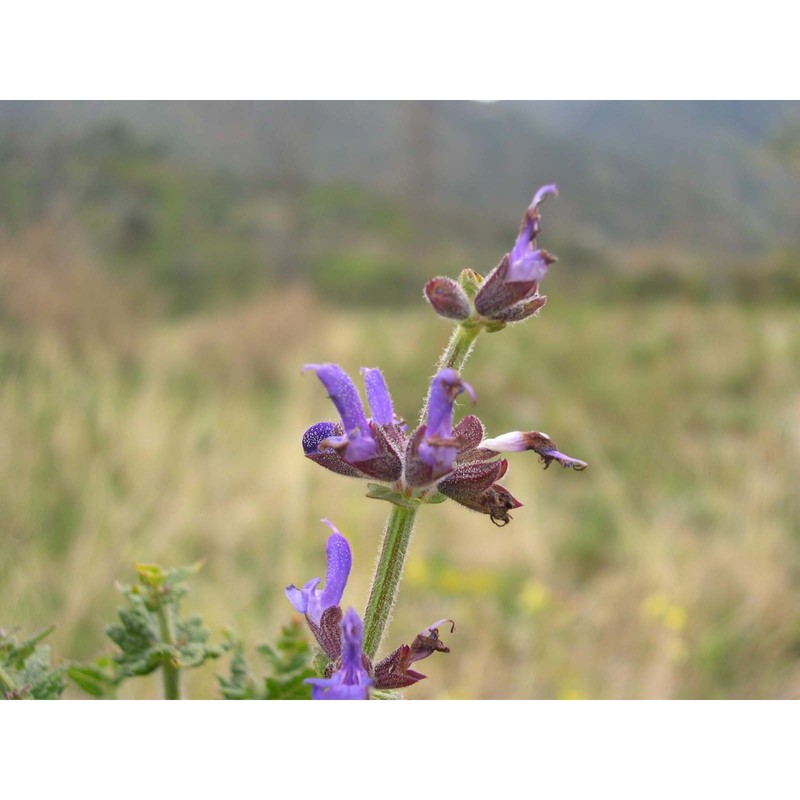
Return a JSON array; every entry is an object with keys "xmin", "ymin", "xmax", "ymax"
[{"xmin": 2, "ymin": 231, "xmax": 800, "ymax": 699}]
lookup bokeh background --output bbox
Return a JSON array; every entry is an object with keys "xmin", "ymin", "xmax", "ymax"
[{"xmin": 2, "ymin": 101, "xmax": 800, "ymax": 699}]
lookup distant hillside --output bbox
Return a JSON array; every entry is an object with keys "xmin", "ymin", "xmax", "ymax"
[{"xmin": 2, "ymin": 101, "xmax": 798, "ymax": 257}]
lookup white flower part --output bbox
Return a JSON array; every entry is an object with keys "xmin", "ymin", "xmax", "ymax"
[
  {"xmin": 479, "ymin": 431, "xmax": 528, "ymax": 452},
  {"xmin": 421, "ymin": 619, "xmax": 455, "ymax": 636}
]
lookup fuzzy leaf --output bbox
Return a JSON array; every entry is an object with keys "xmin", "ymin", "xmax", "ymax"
[
  {"xmin": 68, "ymin": 657, "xmax": 121, "ymax": 699},
  {"xmin": 1, "ymin": 628, "xmax": 65, "ymax": 700},
  {"xmin": 366, "ymin": 483, "xmax": 421, "ymax": 509},
  {"xmin": 219, "ymin": 621, "xmax": 315, "ymax": 700}
]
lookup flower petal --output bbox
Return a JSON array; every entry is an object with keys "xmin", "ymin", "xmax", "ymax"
[
  {"xmin": 306, "ymin": 677, "xmax": 371, "ymax": 700},
  {"xmin": 410, "ymin": 370, "xmax": 477, "ymax": 481},
  {"xmin": 417, "ymin": 438, "xmax": 459, "ymax": 481},
  {"xmin": 474, "ymin": 186, "xmax": 559, "ymax": 320},
  {"xmin": 318, "ymin": 519, "xmax": 352, "ymax": 611},
  {"xmin": 532, "ymin": 183, "xmax": 559, "ymax": 209},
  {"xmin": 506, "ymin": 247, "xmax": 556, "ymax": 284},
  {"xmin": 303, "ymin": 363, "xmax": 376, "ymax": 459},
  {"xmin": 481, "ymin": 430, "xmax": 588, "ymax": 470},
  {"xmin": 373, "ymin": 619, "xmax": 453, "ymax": 690},
  {"xmin": 307, "ymin": 608, "xmax": 372, "ymax": 700},
  {"xmin": 404, "ymin": 425, "xmax": 435, "ymax": 487},
  {"xmin": 539, "ymin": 448, "xmax": 588, "ymax": 471},
  {"xmin": 346, "ymin": 422, "xmax": 403, "ymax": 482},
  {"xmin": 426, "ymin": 368, "xmax": 476, "ymax": 439},
  {"xmin": 360, "ymin": 367, "xmax": 395, "ymax": 426},
  {"xmin": 302, "ymin": 421, "xmax": 339, "ymax": 455},
  {"xmin": 285, "ymin": 521, "xmax": 353, "ymax": 626},
  {"xmin": 284, "ymin": 577, "xmax": 320, "ymax": 615}
]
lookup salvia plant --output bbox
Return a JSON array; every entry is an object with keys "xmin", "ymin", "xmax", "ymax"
[
  {"xmin": 1, "ymin": 185, "xmax": 586, "ymax": 700},
  {"xmin": 289, "ymin": 184, "xmax": 588, "ymax": 698}
]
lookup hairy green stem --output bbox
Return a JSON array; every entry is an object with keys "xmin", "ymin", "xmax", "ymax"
[
  {"xmin": 440, "ymin": 323, "xmax": 480, "ymax": 371},
  {"xmin": 362, "ymin": 504, "xmax": 418, "ymax": 659},
  {"xmin": 155, "ymin": 602, "xmax": 181, "ymax": 700},
  {"xmin": 363, "ymin": 322, "xmax": 483, "ymax": 661}
]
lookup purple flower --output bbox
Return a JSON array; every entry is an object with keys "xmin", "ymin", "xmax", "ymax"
[
  {"xmin": 425, "ymin": 369, "xmax": 476, "ymax": 441},
  {"xmin": 508, "ymin": 185, "xmax": 558, "ymax": 282},
  {"xmin": 285, "ymin": 518, "xmax": 352, "ymax": 626},
  {"xmin": 432, "ymin": 414, "xmax": 524, "ymax": 526},
  {"xmin": 306, "ymin": 608, "xmax": 373, "ymax": 700},
  {"xmin": 302, "ymin": 363, "xmax": 403, "ymax": 482},
  {"xmin": 407, "ymin": 369, "xmax": 476, "ymax": 484},
  {"xmin": 302, "ymin": 363, "xmax": 379, "ymax": 462},
  {"xmin": 480, "ymin": 430, "xmax": 588, "ymax": 471},
  {"xmin": 474, "ymin": 186, "xmax": 558, "ymax": 323},
  {"xmin": 303, "ymin": 365, "xmax": 477, "ymax": 488},
  {"xmin": 286, "ymin": 521, "xmax": 453, "ymax": 698}
]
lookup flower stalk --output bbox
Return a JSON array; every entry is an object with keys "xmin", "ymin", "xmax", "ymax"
[
  {"xmin": 437, "ymin": 322, "xmax": 481, "ymax": 374},
  {"xmin": 154, "ymin": 601, "xmax": 181, "ymax": 700},
  {"xmin": 362, "ymin": 503, "xmax": 418, "ymax": 659}
]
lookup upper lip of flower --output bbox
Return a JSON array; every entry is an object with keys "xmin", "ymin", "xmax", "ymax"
[
  {"xmin": 302, "ymin": 363, "xmax": 383, "ymax": 463},
  {"xmin": 285, "ymin": 519, "xmax": 352, "ymax": 626},
  {"xmin": 408, "ymin": 368, "xmax": 476, "ymax": 484}
]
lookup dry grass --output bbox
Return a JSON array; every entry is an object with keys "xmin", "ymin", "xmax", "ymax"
[{"xmin": 2, "ymin": 245, "xmax": 800, "ymax": 698}]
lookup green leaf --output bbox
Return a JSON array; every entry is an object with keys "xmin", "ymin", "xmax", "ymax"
[
  {"xmin": 371, "ymin": 688, "xmax": 402, "ymax": 701},
  {"xmin": 219, "ymin": 621, "xmax": 315, "ymax": 700},
  {"xmin": 68, "ymin": 658, "xmax": 121, "ymax": 699},
  {"xmin": 218, "ymin": 638, "xmax": 257, "ymax": 700},
  {"xmin": 423, "ymin": 490, "xmax": 448, "ymax": 505},
  {"xmin": 366, "ymin": 483, "xmax": 421, "ymax": 509},
  {"xmin": 8, "ymin": 625, "xmax": 57, "ymax": 667},
  {"xmin": 1, "ymin": 629, "xmax": 66, "ymax": 700}
]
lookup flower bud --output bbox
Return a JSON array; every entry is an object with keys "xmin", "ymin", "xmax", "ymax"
[{"xmin": 424, "ymin": 276, "xmax": 471, "ymax": 320}]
